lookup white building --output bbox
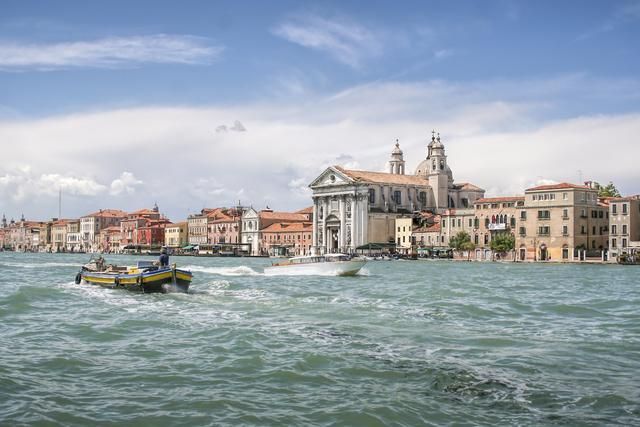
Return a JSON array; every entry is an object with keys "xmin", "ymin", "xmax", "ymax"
[{"xmin": 309, "ymin": 132, "xmax": 485, "ymax": 254}]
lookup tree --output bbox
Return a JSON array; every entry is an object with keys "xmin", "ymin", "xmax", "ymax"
[
  {"xmin": 490, "ymin": 232, "xmax": 515, "ymax": 254},
  {"xmin": 460, "ymin": 240, "xmax": 476, "ymax": 261},
  {"xmin": 591, "ymin": 181, "xmax": 621, "ymax": 197},
  {"xmin": 449, "ymin": 231, "xmax": 472, "ymax": 251},
  {"xmin": 597, "ymin": 181, "xmax": 621, "ymax": 198}
]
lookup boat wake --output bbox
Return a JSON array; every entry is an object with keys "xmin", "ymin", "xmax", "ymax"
[
  {"xmin": 1, "ymin": 261, "xmax": 80, "ymax": 269},
  {"xmin": 184, "ymin": 265, "xmax": 263, "ymax": 276}
]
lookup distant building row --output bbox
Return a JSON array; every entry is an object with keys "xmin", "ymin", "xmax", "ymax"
[{"xmin": 0, "ymin": 204, "xmax": 315, "ymax": 257}]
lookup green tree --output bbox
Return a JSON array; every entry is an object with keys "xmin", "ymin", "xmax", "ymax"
[
  {"xmin": 597, "ymin": 181, "xmax": 621, "ymax": 198},
  {"xmin": 449, "ymin": 231, "xmax": 472, "ymax": 251},
  {"xmin": 490, "ymin": 232, "xmax": 515, "ymax": 254},
  {"xmin": 460, "ymin": 240, "xmax": 476, "ymax": 260}
]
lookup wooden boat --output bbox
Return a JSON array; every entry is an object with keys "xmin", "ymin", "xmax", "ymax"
[
  {"xmin": 75, "ymin": 257, "xmax": 192, "ymax": 293},
  {"xmin": 264, "ymin": 253, "xmax": 367, "ymax": 276}
]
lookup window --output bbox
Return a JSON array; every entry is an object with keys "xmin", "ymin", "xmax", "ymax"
[
  {"xmin": 484, "ymin": 234, "xmax": 488, "ymax": 244},
  {"xmin": 393, "ymin": 190, "xmax": 402, "ymax": 204},
  {"xmin": 562, "ymin": 225, "xmax": 568, "ymax": 235},
  {"xmin": 623, "ymin": 238, "xmax": 628, "ymax": 248},
  {"xmin": 468, "ymin": 218, "xmax": 473, "ymax": 227},
  {"xmin": 474, "ymin": 217, "xmax": 479, "ymax": 228},
  {"xmin": 537, "ymin": 210, "xmax": 550, "ymax": 219},
  {"xmin": 592, "ymin": 226, "xmax": 596, "ymax": 235},
  {"xmin": 612, "ymin": 204, "xmax": 617, "ymax": 214},
  {"xmin": 550, "ymin": 194, "xmax": 555, "ymax": 200},
  {"xmin": 562, "ymin": 208, "xmax": 569, "ymax": 219},
  {"xmin": 612, "ymin": 238, "xmax": 617, "ymax": 248},
  {"xmin": 612, "ymin": 225, "xmax": 617, "ymax": 234},
  {"xmin": 397, "ymin": 226, "xmax": 400, "ymax": 232},
  {"xmin": 485, "ymin": 218, "xmax": 490, "ymax": 227},
  {"xmin": 563, "ymin": 192, "xmax": 568, "ymax": 200},
  {"xmin": 462, "ymin": 198, "xmax": 469, "ymax": 208},
  {"xmin": 419, "ymin": 191, "xmax": 427, "ymax": 204},
  {"xmin": 458, "ymin": 219, "xmax": 462, "ymax": 227},
  {"xmin": 533, "ymin": 195, "xmax": 537, "ymax": 201},
  {"xmin": 580, "ymin": 209, "xmax": 587, "ymax": 218},
  {"xmin": 520, "ymin": 211, "xmax": 527, "ymax": 220},
  {"xmin": 581, "ymin": 225, "xmax": 586, "ymax": 235},
  {"xmin": 623, "ymin": 225, "xmax": 628, "ymax": 235},
  {"xmin": 538, "ymin": 226, "xmax": 550, "ymax": 235},
  {"xmin": 622, "ymin": 203, "xmax": 628, "ymax": 214},
  {"xmin": 519, "ymin": 227, "xmax": 526, "ymax": 236},
  {"xmin": 474, "ymin": 234, "xmax": 479, "ymax": 244},
  {"xmin": 591, "ymin": 211, "xmax": 597, "ymax": 219},
  {"xmin": 510, "ymin": 216, "xmax": 516, "ymax": 227},
  {"xmin": 442, "ymin": 219, "xmax": 446, "ymax": 227}
]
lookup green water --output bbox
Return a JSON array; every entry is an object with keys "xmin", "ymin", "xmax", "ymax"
[{"xmin": 1, "ymin": 253, "xmax": 639, "ymax": 426}]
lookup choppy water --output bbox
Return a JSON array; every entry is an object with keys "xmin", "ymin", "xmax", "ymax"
[{"xmin": 1, "ymin": 252, "xmax": 639, "ymax": 426}]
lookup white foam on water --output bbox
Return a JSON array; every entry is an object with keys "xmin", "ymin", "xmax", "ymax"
[
  {"xmin": 184, "ymin": 265, "xmax": 262, "ymax": 276},
  {"xmin": 2, "ymin": 261, "xmax": 80, "ymax": 269}
]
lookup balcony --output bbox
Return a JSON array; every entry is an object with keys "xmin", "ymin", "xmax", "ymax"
[{"xmin": 487, "ymin": 223, "xmax": 507, "ymax": 231}]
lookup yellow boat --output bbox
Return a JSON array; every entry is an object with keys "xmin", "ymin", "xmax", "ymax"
[{"xmin": 75, "ymin": 257, "xmax": 192, "ymax": 293}]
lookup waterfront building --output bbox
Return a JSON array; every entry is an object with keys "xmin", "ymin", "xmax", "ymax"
[
  {"xmin": 468, "ymin": 197, "xmax": 523, "ymax": 260},
  {"xmin": 187, "ymin": 209, "xmax": 213, "ymax": 246},
  {"xmin": 608, "ymin": 195, "xmax": 640, "ymax": 262},
  {"xmin": 440, "ymin": 208, "xmax": 476, "ymax": 248},
  {"xmin": 260, "ymin": 221, "xmax": 313, "ymax": 256},
  {"xmin": 136, "ymin": 218, "xmax": 171, "ymax": 249},
  {"xmin": 309, "ymin": 132, "xmax": 485, "ymax": 254},
  {"xmin": 395, "ymin": 217, "xmax": 413, "ymax": 254},
  {"xmin": 80, "ymin": 209, "xmax": 127, "ymax": 252},
  {"xmin": 165, "ymin": 222, "xmax": 188, "ymax": 249},
  {"xmin": 51, "ymin": 220, "xmax": 69, "ymax": 252},
  {"xmin": 516, "ymin": 183, "xmax": 609, "ymax": 261},
  {"xmin": 98, "ymin": 226, "xmax": 122, "ymax": 253},
  {"xmin": 65, "ymin": 220, "xmax": 81, "ymax": 252},
  {"xmin": 120, "ymin": 205, "xmax": 163, "ymax": 249},
  {"xmin": 207, "ymin": 208, "xmax": 242, "ymax": 248},
  {"xmin": 241, "ymin": 208, "xmax": 310, "ymax": 256}
]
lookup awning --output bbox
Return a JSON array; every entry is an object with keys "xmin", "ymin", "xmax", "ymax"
[
  {"xmin": 182, "ymin": 245, "xmax": 195, "ymax": 250},
  {"xmin": 355, "ymin": 242, "xmax": 395, "ymax": 250}
]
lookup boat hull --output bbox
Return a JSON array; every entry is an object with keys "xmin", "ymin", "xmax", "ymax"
[
  {"xmin": 81, "ymin": 268, "xmax": 192, "ymax": 293},
  {"xmin": 264, "ymin": 259, "xmax": 366, "ymax": 276}
]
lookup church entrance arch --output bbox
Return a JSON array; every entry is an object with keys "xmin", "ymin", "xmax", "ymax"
[{"xmin": 325, "ymin": 215, "xmax": 340, "ymax": 253}]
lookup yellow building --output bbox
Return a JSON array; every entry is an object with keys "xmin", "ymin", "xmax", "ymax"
[
  {"xmin": 165, "ymin": 222, "xmax": 188, "ymax": 248},
  {"xmin": 395, "ymin": 217, "xmax": 413, "ymax": 254},
  {"xmin": 517, "ymin": 183, "xmax": 608, "ymax": 261}
]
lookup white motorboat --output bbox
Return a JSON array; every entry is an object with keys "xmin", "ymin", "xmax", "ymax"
[{"xmin": 264, "ymin": 253, "xmax": 367, "ymax": 276}]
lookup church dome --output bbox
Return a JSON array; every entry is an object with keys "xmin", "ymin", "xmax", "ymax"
[{"xmin": 415, "ymin": 159, "xmax": 429, "ymax": 177}]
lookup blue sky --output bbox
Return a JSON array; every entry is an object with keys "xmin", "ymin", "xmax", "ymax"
[{"xmin": 1, "ymin": 0, "xmax": 639, "ymax": 220}]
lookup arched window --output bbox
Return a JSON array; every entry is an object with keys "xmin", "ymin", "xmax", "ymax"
[
  {"xmin": 432, "ymin": 159, "xmax": 436, "ymax": 170},
  {"xmin": 439, "ymin": 159, "xmax": 444, "ymax": 170},
  {"xmin": 485, "ymin": 217, "xmax": 490, "ymax": 227},
  {"xmin": 474, "ymin": 217, "xmax": 479, "ymax": 228}
]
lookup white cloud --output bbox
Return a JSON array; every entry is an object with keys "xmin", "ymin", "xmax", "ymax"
[
  {"xmin": 0, "ymin": 169, "xmax": 106, "ymax": 201},
  {"xmin": 1, "ymin": 76, "xmax": 639, "ymax": 221},
  {"xmin": 0, "ymin": 34, "xmax": 223, "ymax": 71},
  {"xmin": 109, "ymin": 172, "xmax": 143, "ymax": 196},
  {"xmin": 273, "ymin": 15, "xmax": 382, "ymax": 68}
]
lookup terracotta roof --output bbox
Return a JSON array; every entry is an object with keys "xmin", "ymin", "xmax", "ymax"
[
  {"xmin": 335, "ymin": 166, "xmax": 429, "ymax": 186},
  {"xmin": 414, "ymin": 222, "xmax": 441, "ymax": 233},
  {"xmin": 453, "ymin": 182, "xmax": 485, "ymax": 192},
  {"xmin": 261, "ymin": 222, "xmax": 313, "ymax": 232},
  {"xmin": 295, "ymin": 206, "xmax": 313, "ymax": 214},
  {"xmin": 209, "ymin": 216, "xmax": 238, "ymax": 224},
  {"xmin": 130, "ymin": 208, "xmax": 159, "ymax": 216},
  {"xmin": 526, "ymin": 182, "xmax": 591, "ymax": 192},
  {"xmin": 83, "ymin": 209, "xmax": 128, "ymax": 218},
  {"xmin": 102, "ymin": 226, "xmax": 121, "ymax": 232},
  {"xmin": 474, "ymin": 196, "xmax": 524, "ymax": 204},
  {"xmin": 259, "ymin": 211, "xmax": 309, "ymax": 222},
  {"xmin": 608, "ymin": 195, "xmax": 640, "ymax": 202}
]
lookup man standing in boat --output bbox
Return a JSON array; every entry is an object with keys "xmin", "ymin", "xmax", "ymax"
[{"xmin": 159, "ymin": 247, "xmax": 170, "ymax": 268}]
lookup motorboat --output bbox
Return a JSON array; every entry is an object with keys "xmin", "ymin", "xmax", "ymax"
[
  {"xmin": 264, "ymin": 253, "xmax": 367, "ymax": 276},
  {"xmin": 75, "ymin": 256, "xmax": 192, "ymax": 293}
]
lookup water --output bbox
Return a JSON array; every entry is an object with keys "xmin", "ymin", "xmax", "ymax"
[{"xmin": 1, "ymin": 252, "xmax": 639, "ymax": 426}]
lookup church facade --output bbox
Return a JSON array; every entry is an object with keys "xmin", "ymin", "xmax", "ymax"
[{"xmin": 309, "ymin": 132, "xmax": 485, "ymax": 254}]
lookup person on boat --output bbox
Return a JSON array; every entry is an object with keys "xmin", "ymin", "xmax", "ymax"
[{"xmin": 159, "ymin": 247, "xmax": 170, "ymax": 268}]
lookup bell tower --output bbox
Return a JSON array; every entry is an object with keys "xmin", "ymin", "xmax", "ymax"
[
  {"xmin": 388, "ymin": 139, "xmax": 405, "ymax": 175},
  {"xmin": 428, "ymin": 131, "xmax": 449, "ymax": 210}
]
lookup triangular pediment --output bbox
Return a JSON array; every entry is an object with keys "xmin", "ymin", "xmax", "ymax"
[
  {"xmin": 242, "ymin": 207, "xmax": 258, "ymax": 219},
  {"xmin": 309, "ymin": 166, "xmax": 354, "ymax": 188}
]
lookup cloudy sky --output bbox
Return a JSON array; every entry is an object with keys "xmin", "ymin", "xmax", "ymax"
[{"xmin": 1, "ymin": 0, "xmax": 639, "ymax": 222}]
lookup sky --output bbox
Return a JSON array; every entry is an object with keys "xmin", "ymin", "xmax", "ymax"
[{"xmin": 1, "ymin": 0, "xmax": 639, "ymax": 222}]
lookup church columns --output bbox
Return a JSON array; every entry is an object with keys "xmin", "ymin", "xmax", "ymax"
[
  {"xmin": 312, "ymin": 197, "xmax": 318, "ymax": 250},
  {"xmin": 350, "ymin": 196, "xmax": 357, "ymax": 251},
  {"xmin": 339, "ymin": 196, "xmax": 346, "ymax": 252}
]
